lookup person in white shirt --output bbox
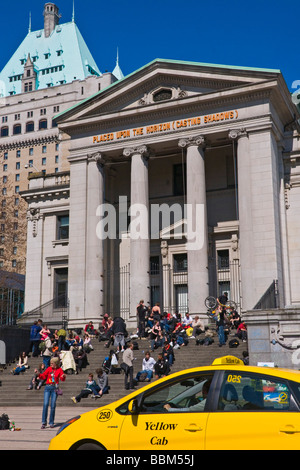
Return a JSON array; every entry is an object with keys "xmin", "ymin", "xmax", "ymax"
[
  {"xmin": 135, "ymin": 351, "xmax": 156, "ymax": 382},
  {"xmin": 182, "ymin": 312, "xmax": 193, "ymax": 328}
]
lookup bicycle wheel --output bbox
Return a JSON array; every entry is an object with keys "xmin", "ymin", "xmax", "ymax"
[{"xmin": 205, "ymin": 296, "xmax": 217, "ymax": 309}]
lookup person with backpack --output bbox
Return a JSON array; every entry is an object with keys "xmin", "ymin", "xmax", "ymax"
[{"xmin": 42, "ymin": 335, "xmax": 53, "ymax": 368}]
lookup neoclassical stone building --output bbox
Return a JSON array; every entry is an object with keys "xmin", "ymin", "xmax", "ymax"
[{"xmin": 21, "ymin": 58, "xmax": 300, "ymax": 331}]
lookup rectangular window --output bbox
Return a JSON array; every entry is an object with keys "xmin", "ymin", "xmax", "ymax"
[
  {"xmin": 173, "ymin": 163, "xmax": 187, "ymax": 197},
  {"xmin": 57, "ymin": 215, "xmax": 69, "ymax": 240},
  {"xmin": 218, "ymin": 372, "xmax": 293, "ymax": 412},
  {"xmin": 54, "ymin": 268, "xmax": 68, "ymax": 308},
  {"xmin": 173, "ymin": 253, "xmax": 188, "ymax": 272},
  {"xmin": 218, "ymin": 250, "xmax": 230, "ymax": 269}
]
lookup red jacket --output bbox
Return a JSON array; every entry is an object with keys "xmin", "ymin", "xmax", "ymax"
[{"xmin": 39, "ymin": 366, "xmax": 66, "ymax": 385}]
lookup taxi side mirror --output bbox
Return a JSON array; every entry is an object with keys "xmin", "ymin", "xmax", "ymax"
[{"xmin": 128, "ymin": 399, "xmax": 139, "ymax": 414}]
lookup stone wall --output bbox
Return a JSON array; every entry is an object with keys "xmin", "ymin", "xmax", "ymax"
[{"xmin": 244, "ymin": 308, "xmax": 300, "ymax": 369}]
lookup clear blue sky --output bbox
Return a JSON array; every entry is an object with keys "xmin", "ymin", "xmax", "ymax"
[{"xmin": 0, "ymin": 0, "xmax": 298, "ymax": 91}]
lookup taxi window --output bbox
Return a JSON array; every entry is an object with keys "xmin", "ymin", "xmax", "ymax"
[
  {"xmin": 118, "ymin": 373, "xmax": 214, "ymax": 415},
  {"xmin": 217, "ymin": 372, "xmax": 292, "ymax": 412},
  {"xmin": 140, "ymin": 373, "xmax": 214, "ymax": 414}
]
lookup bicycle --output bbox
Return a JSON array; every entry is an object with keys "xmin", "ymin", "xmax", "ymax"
[{"xmin": 204, "ymin": 296, "xmax": 237, "ymax": 321}]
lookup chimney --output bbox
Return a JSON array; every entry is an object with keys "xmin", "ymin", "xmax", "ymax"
[{"xmin": 43, "ymin": 3, "xmax": 60, "ymax": 38}]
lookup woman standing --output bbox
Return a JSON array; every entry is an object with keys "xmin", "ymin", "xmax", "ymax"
[{"xmin": 38, "ymin": 357, "xmax": 66, "ymax": 429}]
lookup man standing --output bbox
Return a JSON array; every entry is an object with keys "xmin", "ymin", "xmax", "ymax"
[
  {"xmin": 30, "ymin": 320, "xmax": 42, "ymax": 357},
  {"xmin": 122, "ymin": 343, "xmax": 135, "ymax": 390},
  {"xmin": 137, "ymin": 300, "xmax": 147, "ymax": 339}
]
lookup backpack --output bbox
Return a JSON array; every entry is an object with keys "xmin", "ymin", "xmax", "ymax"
[
  {"xmin": 0, "ymin": 414, "xmax": 10, "ymax": 430},
  {"xmin": 102, "ymin": 356, "xmax": 111, "ymax": 372},
  {"xmin": 229, "ymin": 339, "xmax": 240, "ymax": 348},
  {"xmin": 132, "ymin": 341, "xmax": 139, "ymax": 350},
  {"xmin": 39, "ymin": 341, "xmax": 46, "ymax": 352}
]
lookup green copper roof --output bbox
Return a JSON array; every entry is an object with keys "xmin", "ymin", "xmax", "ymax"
[{"xmin": 0, "ymin": 21, "xmax": 101, "ymax": 97}]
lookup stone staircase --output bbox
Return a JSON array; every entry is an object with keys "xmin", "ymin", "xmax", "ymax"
[{"xmin": 0, "ymin": 329, "xmax": 247, "ymax": 408}]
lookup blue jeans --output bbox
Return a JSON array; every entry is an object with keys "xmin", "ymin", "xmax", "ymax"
[
  {"xmin": 13, "ymin": 366, "xmax": 26, "ymax": 375},
  {"xmin": 42, "ymin": 385, "xmax": 58, "ymax": 426},
  {"xmin": 43, "ymin": 355, "xmax": 51, "ymax": 368},
  {"xmin": 136, "ymin": 370, "xmax": 153, "ymax": 381},
  {"xmin": 218, "ymin": 325, "xmax": 226, "ymax": 345}
]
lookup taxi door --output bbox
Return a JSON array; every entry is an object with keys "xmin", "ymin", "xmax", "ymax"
[
  {"xmin": 118, "ymin": 371, "xmax": 216, "ymax": 450},
  {"xmin": 119, "ymin": 411, "xmax": 209, "ymax": 450}
]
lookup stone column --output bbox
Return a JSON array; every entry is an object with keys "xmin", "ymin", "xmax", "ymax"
[
  {"xmin": 230, "ymin": 128, "xmax": 284, "ymax": 312},
  {"xmin": 229, "ymin": 129, "xmax": 250, "ymax": 312},
  {"xmin": 24, "ymin": 208, "xmax": 44, "ymax": 312},
  {"xmin": 85, "ymin": 152, "xmax": 105, "ymax": 324},
  {"xmin": 68, "ymin": 157, "xmax": 88, "ymax": 327},
  {"xmin": 124, "ymin": 145, "xmax": 150, "ymax": 324},
  {"xmin": 179, "ymin": 136, "xmax": 209, "ymax": 316},
  {"xmin": 68, "ymin": 152, "xmax": 105, "ymax": 329}
]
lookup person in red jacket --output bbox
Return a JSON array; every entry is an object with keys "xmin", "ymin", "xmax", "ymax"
[{"xmin": 39, "ymin": 357, "xmax": 66, "ymax": 429}]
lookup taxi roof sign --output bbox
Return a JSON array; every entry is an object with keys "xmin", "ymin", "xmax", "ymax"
[{"xmin": 212, "ymin": 356, "xmax": 244, "ymax": 366}]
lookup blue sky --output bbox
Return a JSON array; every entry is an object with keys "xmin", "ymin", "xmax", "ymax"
[{"xmin": 0, "ymin": 0, "xmax": 298, "ymax": 91}]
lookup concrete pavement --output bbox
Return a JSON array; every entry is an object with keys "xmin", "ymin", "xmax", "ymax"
[{"xmin": 0, "ymin": 407, "xmax": 94, "ymax": 450}]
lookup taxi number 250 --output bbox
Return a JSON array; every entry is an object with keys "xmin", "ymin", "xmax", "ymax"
[{"xmin": 227, "ymin": 375, "xmax": 242, "ymax": 383}]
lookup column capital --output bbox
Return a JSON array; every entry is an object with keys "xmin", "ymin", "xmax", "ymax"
[
  {"xmin": 228, "ymin": 128, "xmax": 247, "ymax": 140},
  {"xmin": 87, "ymin": 151, "xmax": 105, "ymax": 167},
  {"xmin": 123, "ymin": 144, "xmax": 149, "ymax": 158},
  {"xmin": 178, "ymin": 135, "xmax": 206, "ymax": 149}
]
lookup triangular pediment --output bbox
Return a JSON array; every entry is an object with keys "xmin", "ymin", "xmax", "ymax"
[{"xmin": 55, "ymin": 58, "xmax": 283, "ymax": 126}]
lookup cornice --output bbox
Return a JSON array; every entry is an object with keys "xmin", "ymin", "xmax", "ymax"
[
  {"xmin": 62, "ymin": 88, "xmax": 273, "ymax": 138},
  {"xmin": 0, "ymin": 133, "xmax": 59, "ymax": 151}
]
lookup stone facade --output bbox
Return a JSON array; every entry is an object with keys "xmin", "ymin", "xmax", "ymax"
[{"xmin": 21, "ymin": 59, "xmax": 300, "ymax": 335}]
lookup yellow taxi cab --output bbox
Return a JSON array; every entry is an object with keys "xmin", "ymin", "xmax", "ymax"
[{"xmin": 49, "ymin": 356, "xmax": 300, "ymax": 450}]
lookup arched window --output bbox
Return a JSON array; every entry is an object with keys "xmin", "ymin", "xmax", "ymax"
[
  {"xmin": 39, "ymin": 119, "xmax": 48, "ymax": 130},
  {"xmin": 13, "ymin": 124, "xmax": 22, "ymax": 135},
  {"xmin": 26, "ymin": 121, "xmax": 34, "ymax": 133},
  {"xmin": 0, "ymin": 127, "xmax": 9, "ymax": 137}
]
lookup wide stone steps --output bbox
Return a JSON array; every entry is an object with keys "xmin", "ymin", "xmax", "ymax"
[{"xmin": 0, "ymin": 330, "xmax": 247, "ymax": 408}]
